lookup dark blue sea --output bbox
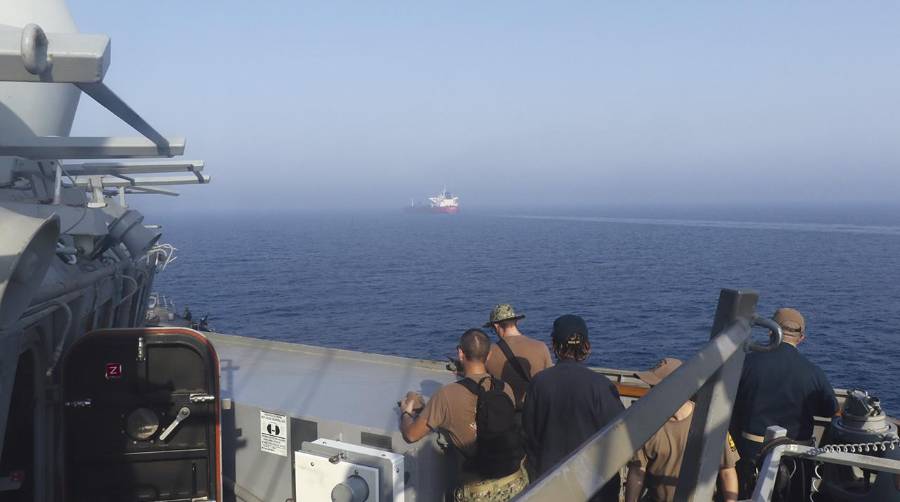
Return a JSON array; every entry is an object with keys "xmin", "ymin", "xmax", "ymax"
[{"xmin": 154, "ymin": 206, "xmax": 900, "ymax": 415}]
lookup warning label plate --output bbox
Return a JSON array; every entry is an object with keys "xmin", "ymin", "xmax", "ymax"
[
  {"xmin": 259, "ymin": 410, "xmax": 287, "ymax": 457},
  {"xmin": 105, "ymin": 362, "xmax": 122, "ymax": 380}
]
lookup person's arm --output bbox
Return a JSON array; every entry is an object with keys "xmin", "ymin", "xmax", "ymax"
[
  {"xmin": 624, "ymin": 462, "xmax": 646, "ymax": 502},
  {"xmin": 625, "ymin": 442, "xmax": 652, "ymax": 502},
  {"xmin": 718, "ymin": 467, "xmax": 738, "ymax": 502},
  {"xmin": 399, "ymin": 392, "xmax": 430, "ymax": 443}
]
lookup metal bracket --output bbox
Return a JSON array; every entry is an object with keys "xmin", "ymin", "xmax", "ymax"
[
  {"xmin": 126, "ymin": 186, "xmax": 180, "ymax": 197},
  {"xmin": 0, "ymin": 24, "xmax": 110, "ymax": 83},
  {"xmin": 748, "ymin": 315, "xmax": 783, "ymax": 352},
  {"xmin": 0, "ymin": 24, "xmax": 179, "ymax": 158},
  {"xmin": 76, "ymin": 82, "xmax": 171, "ymax": 156},
  {"xmin": 189, "ymin": 393, "xmax": 216, "ymax": 403},
  {"xmin": 0, "ymin": 137, "xmax": 186, "ymax": 160},
  {"xmin": 64, "ymin": 160, "xmax": 205, "ymax": 176},
  {"xmin": 71, "ymin": 173, "xmax": 209, "ymax": 188},
  {"xmin": 86, "ymin": 176, "xmax": 106, "ymax": 208}
]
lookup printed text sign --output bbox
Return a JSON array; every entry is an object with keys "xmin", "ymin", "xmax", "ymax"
[{"xmin": 260, "ymin": 410, "xmax": 287, "ymax": 457}]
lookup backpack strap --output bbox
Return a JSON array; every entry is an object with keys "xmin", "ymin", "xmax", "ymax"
[
  {"xmin": 456, "ymin": 377, "xmax": 482, "ymax": 396},
  {"xmin": 456, "ymin": 376, "xmax": 504, "ymax": 395},
  {"xmin": 496, "ymin": 338, "xmax": 531, "ymax": 383}
]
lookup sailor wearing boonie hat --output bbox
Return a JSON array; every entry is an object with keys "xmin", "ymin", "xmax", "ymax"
[
  {"xmin": 483, "ymin": 304, "xmax": 553, "ymax": 409},
  {"xmin": 482, "ymin": 303, "xmax": 526, "ymax": 328}
]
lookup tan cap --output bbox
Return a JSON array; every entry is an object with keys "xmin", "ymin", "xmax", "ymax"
[
  {"xmin": 773, "ymin": 308, "xmax": 805, "ymax": 336},
  {"xmin": 634, "ymin": 357, "xmax": 683, "ymax": 386}
]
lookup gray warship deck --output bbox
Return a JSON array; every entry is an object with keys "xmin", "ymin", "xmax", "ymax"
[
  {"xmin": 206, "ymin": 331, "xmax": 651, "ymax": 501},
  {"xmin": 209, "ymin": 332, "xmax": 463, "ymax": 501},
  {"xmin": 209, "ymin": 332, "xmax": 457, "ymax": 433}
]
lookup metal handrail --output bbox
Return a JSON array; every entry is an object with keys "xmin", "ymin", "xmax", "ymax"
[
  {"xmin": 751, "ymin": 425, "xmax": 900, "ymax": 501},
  {"xmin": 515, "ymin": 289, "xmax": 764, "ymax": 502}
]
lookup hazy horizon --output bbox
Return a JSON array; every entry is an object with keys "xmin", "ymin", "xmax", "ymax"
[
  {"xmin": 68, "ymin": 1, "xmax": 899, "ymax": 213},
  {"xmin": 140, "ymin": 201, "xmax": 900, "ymax": 230}
]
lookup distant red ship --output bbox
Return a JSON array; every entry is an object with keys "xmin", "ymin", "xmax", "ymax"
[{"xmin": 405, "ymin": 188, "xmax": 459, "ymax": 214}]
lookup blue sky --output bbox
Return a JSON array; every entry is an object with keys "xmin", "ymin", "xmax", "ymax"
[{"xmin": 68, "ymin": 1, "xmax": 900, "ymax": 212}]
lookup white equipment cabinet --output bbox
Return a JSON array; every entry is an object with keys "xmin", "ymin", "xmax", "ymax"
[{"xmin": 294, "ymin": 439, "xmax": 405, "ymax": 502}]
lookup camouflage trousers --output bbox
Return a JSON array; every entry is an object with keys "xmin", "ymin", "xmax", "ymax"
[{"xmin": 454, "ymin": 463, "xmax": 529, "ymax": 502}]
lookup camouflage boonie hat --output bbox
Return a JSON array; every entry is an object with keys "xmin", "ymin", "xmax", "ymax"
[{"xmin": 483, "ymin": 304, "xmax": 525, "ymax": 328}]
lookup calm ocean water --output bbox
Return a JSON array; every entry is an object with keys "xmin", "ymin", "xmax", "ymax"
[{"xmin": 154, "ymin": 207, "xmax": 900, "ymax": 415}]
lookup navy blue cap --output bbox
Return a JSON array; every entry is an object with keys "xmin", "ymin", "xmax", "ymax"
[{"xmin": 551, "ymin": 314, "xmax": 589, "ymax": 346}]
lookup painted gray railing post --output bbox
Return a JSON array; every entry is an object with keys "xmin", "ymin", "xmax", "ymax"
[
  {"xmin": 673, "ymin": 289, "xmax": 757, "ymax": 502},
  {"xmin": 751, "ymin": 426, "xmax": 788, "ymax": 501}
]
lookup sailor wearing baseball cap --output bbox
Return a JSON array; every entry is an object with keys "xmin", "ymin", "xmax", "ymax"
[
  {"xmin": 625, "ymin": 358, "xmax": 740, "ymax": 502},
  {"xmin": 730, "ymin": 308, "xmax": 838, "ymax": 498},
  {"xmin": 483, "ymin": 304, "xmax": 553, "ymax": 409},
  {"xmin": 522, "ymin": 315, "xmax": 624, "ymax": 502}
]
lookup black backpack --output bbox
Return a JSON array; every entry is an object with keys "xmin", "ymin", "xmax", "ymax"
[{"xmin": 457, "ymin": 376, "xmax": 524, "ymax": 479}]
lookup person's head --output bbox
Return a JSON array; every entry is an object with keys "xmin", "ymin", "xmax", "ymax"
[
  {"xmin": 773, "ymin": 308, "xmax": 805, "ymax": 346},
  {"xmin": 483, "ymin": 304, "xmax": 525, "ymax": 336},
  {"xmin": 551, "ymin": 314, "xmax": 591, "ymax": 362},
  {"xmin": 490, "ymin": 319, "xmax": 520, "ymax": 337},
  {"xmin": 458, "ymin": 328, "xmax": 491, "ymax": 365}
]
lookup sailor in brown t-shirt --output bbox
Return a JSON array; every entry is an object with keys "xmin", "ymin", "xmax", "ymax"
[
  {"xmin": 625, "ymin": 358, "xmax": 740, "ymax": 502},
  {"xmin": 483, "ymin": 304, "xmax": 553, "ymax": 408},
  {"xmin": 399, "ymin": 329, "xmax": 527, "ymax": 501}
]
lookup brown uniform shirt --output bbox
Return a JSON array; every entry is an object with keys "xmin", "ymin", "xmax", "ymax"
[
  {"xmin": 631, "ymin": 409, "xmax": 740, "ymax": 502},
  {"xmin": 420, "ymin": 373, "xmax": 517, "ymax": 458},
  {"xmin": 486, "ymin": 335, "xmax": 553, "ymax": 407}
]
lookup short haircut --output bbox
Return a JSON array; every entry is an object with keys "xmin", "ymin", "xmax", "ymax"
[
  {"xmin": 460, "ymin": 329, "xmax": 491, "ymax": 362},
  {"xmin": 497, "ymin": 319, "xmax": 517, "ymax": 329}
]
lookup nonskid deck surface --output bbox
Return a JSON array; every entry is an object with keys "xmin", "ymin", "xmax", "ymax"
[{"xmin": 207, "ymin": 332, "xmax": 458, "ymax": 431}]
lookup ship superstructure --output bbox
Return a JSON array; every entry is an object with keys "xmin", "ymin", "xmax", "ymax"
[
  {"xmin": 0, "ymin": 2, "xmax": 212, "ymax": 499},
  {"xmin": 407, "ymin": 187, "xmax": 459, "ymax": 214},
  {"xmin": 427, "ymin": 187, "xmax": 459, "ymax": 214}
]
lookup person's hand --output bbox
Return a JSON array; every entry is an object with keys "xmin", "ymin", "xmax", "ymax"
[
  {"xmin": 400, "ymin": 391, "xmax": 424, "ymax": 414},
  {"xmin": 446, "ymin": 356, "xmax": 463, "ymax": 376}
]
